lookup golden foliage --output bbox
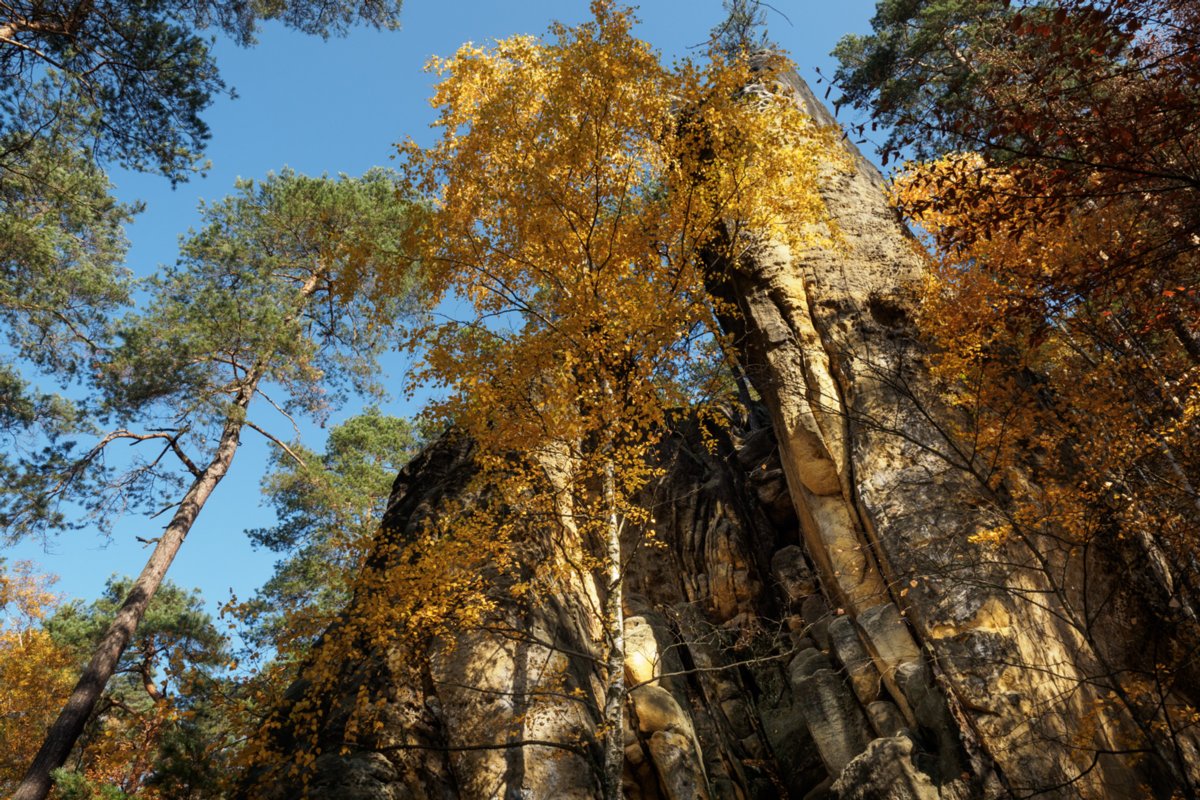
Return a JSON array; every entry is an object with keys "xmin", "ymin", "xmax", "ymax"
[
  {"xmin": 248, "ymin": 2, "xmax": 840, "ymax": 785},
  {"xmin": 2, "ymin": 565, "xmax": 213, "ymax": 798},
  {"xmin": 898, "ymin": 152, "xmax": 1200, "ymax": 564},
  {"xmin": 896, "ymin": 142, "xmax": 1200, "ymax": 790},
  {"xmin": 387, "ymin": 0, "xmax": 836, "ymax": 563},
  {"xmin": 0, "ymin": 563, "xmax": 77, "ymax": 794}
]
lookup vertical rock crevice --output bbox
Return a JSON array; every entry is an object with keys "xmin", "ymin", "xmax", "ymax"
[{"xmin": 705, "ymin": 66, "xmax": 1200, "ymax": 799}]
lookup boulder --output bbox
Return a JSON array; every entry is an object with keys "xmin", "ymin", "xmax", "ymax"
[
  {"xmin": 855, "ymin": 603, "xmax": 921, "ymax": 724},
  {"xmin": 802, "ymin": 593, "xmax": 834, "ymax": 650},
  {"xmin": 772, "ymin": 545, "xmax": 818, "ymax": 609},
  {"xmin": 792, "ymin": 668, "xmax": 873, "ymax": 775},
  {"xmin": 625, "ymin": 615, "xmax": 663, "ymax": 686},
  {"xmin": 630, "ymin": 684, "xmax": 693, "ymax": 737},
  {"xmin": 760, "ymin": 705, "xmax": 828, "ymax": 797},
  {"xmin": 789, "ymin": 647, "xmax": 834, "ymax": 682},
  {"xmin": 866, "ymin": 700, "xmax": 906, "ymax": 739},
  {"xmin": 647, "ymin": 730, "xmax": 710, "ymax": 800},
  {"xmin": 831, "ymin": 736, "xmax": 944, "ymax": 800}
]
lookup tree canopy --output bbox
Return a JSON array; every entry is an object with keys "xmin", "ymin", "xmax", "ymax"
[
  {"xmin": 9, "ymin": 167, "xmax": 422, "ymax": 800},
  {"xmin": 45, "ymin": 577, "xmax": 230, "ymax": 800},
  {"xmin": 246, "ymin": 3, "xmax": 840, "ymax": 794},
  {"xmin": 1, "ymin": 563, "xmax": 231, "ymax": 799},
  {"xmin": 241, "ymin": 409, "xmax": 422, "ymax": 654},
  {"xmin": 837, "ymin": 2, "xmax": 1200, "ymax": 791},
  {"xmin": 9, "ymin": 0, "xmax": 1200, "ymax": 796}
]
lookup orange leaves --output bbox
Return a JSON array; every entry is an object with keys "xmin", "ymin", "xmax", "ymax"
[
  {"xmin": 399, "ymin": 6, "xmax": 692, "ymax": 466},
  {"xmin": 364, "ymin": 15, "xmax": 842, "ymax": 670},
  {"xmin": 0, "ymin": 563, "xmax": 75, "ymax": 794},
  {"xmin": 899, "ymin": 146, "xmax": 1200, "ymax": 596}
]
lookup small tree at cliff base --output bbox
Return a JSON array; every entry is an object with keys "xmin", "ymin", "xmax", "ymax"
[{"xmin": 44, "ymin": 577, "xmax": 230, "ymax": 799}]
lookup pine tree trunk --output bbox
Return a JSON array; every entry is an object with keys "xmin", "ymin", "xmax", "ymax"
[
  {"xmin": 14, "ymin": 269, "xmax": 322, "ymax": 800},
  {"xmin": 12, "ymin": 413, "xmax": 246, "ymax": 800}
]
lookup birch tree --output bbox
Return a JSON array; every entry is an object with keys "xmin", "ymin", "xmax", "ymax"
[{"xmin": 358, "ymin": 3, "xmax": 837, "ymax": 794}]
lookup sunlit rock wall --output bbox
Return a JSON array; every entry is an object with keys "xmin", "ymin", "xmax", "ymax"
[{"xmin": 241, "ymin": 69, "xmax": 1199, "ymax": 800}]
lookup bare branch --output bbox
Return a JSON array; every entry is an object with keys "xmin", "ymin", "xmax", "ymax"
[{"xmin": 244, "ymin": 420, "xmax": 308, "ymax": 470}]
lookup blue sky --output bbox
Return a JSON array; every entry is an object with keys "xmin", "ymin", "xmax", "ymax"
[{"xmin": 9, "ymin": 1, "xmax": 879, "ymax": 620}]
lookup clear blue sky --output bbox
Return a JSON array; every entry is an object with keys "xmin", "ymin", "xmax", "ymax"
[{"xmin": 9, "ymin": 1, "xmax": 879, "ymax": 620}]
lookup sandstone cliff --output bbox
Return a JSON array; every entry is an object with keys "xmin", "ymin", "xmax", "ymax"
[{"xmin": 243, "ymin": 72, "xmax": 1200, "ymax": 799}]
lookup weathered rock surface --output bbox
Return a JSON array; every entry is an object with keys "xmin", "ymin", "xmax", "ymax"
[
  {"xmin": 790, "ymin": 667, "xmax": 873, "ymax": 775},
  {"xmin": 831, "ymin": 736, "xmax": 949, "ymax": 800},
  {"xmin": 243, "ymin": 68, "xmax": 1200, "ymax": 800},
  {"xmin": 828, "ymin": 615, "xmax": 878, "ymax": 706}
]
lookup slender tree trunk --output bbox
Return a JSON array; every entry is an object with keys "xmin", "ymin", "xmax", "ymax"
[
  {"xmin": 600, "ymin": 455, "xmax": 625, "ymax": 800},
  {"xmin": 14, "ymin": 272, "xmax": 322, "ymax": 800},
  {"xmin": 12, "ymin": 411, "xmax": 247, "ymax": 800}
]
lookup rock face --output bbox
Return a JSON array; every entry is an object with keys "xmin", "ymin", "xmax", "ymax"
[{"xmin": 244, "ymin": 71, "xmax": 1200, "ymax": 799}]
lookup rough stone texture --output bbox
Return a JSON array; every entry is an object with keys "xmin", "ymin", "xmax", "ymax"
[
  {"xmin": 788, "ymin": 647, "xmax": 833, "ymax": 682},
  {"xmin": 244, "ymin": 68, "xmax": 1200, "ymax": 800},
  {"xmin": 831, "ymin": 736, "xmax": 943, "ymax": 800},
  {"xmin": 828, "ymin": 615, "xmax": 879, "ymax": 706},
  {"xmin": 647, "ymin": 731, "xmax": 710, "ymax": 800},
  {"xmin": 759, "ymin": 704, "xmax": 827, "ymax": 798},
  {"xmin": 625, "ymin": 615, "xmax": 664, "ymax": 686},
  {"xmin": 894, "ymin": 662, "xmax": 968, "ymax": 785},
  {"xmin": 865, "ymin": 701, "xmax": 906, "ymax": 740},
  {"xmin": 705, "ymin": 66, "xmax": 1200, "ymax": 797},
  {"xmin": 855, "ymin": 603, "xmax": 921, "ymax": 724},
  {"xmin": 801, "ymin": 593, "xmax": 833, "ymax": 651},
  {"xmin": 631, "ymin": 685, "xmax": 691, "ymax": 737},
  {"xmin": 791, "ymin": 667, "xmax": 874, "ymax": 775},
  {"xmin": 246, "ymin": 412, "xmax": 835, "ymax": 800},
  {"xmin": 771, "ymin": 545, "xmax": 817, "ymax": 610}
]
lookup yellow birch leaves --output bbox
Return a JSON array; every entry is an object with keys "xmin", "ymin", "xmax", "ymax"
[
  {"xmin": 897, "ymin": 151, "xmax": 1200, "ymax": 571},
  {"xmin": 251, "ymin": 4, "xmax": 839, "ymax": 782},
  {"xmin": 389, "ymin": 0, "xmax": 836, "ymax": 488}
]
